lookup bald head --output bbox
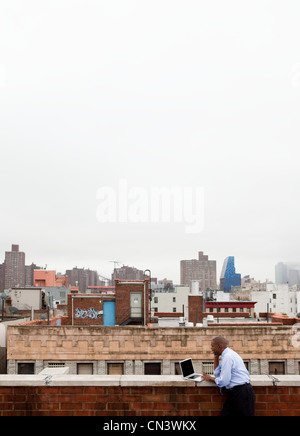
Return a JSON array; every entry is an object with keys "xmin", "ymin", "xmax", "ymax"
[
  {"xmin": 212, "ymin": 336, "xmax": 228, "ymax": 347},
  {"xmin": 211, "ymin": 336, "xmax": 229, "ymax": 356}
]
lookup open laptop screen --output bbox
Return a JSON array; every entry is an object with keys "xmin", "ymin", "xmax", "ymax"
[{"xmin": 180, "ymin": 358, "xmax": 194, "ymax": 378}]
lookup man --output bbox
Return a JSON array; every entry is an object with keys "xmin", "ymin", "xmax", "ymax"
[{"xmin": 202, "ymin": 336, "xmax": 255, "ymax": 416}]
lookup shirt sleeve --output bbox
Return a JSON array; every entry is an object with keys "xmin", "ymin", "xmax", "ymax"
[
  {"xmin": 214, "ymin": 364, "xmax": 221, "ymax": 378},
  {"xmin": 214, "ymin": 355, "xmax": 233, "ymax": 388}
]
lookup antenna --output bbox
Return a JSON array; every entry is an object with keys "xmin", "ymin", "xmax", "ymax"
[
  {"xmin": 109, "ymin": 260, "xmax": 121, "ymax": 269},
  {"xmin": 99, "ymin": 274, "xmax": 110, "ymax": 286}
]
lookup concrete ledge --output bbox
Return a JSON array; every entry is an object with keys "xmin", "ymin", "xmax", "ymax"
[
  {"xmin": 38, "ymin": 367, "xmax": 70, "ymax": 376},
  {"xmin": 0, "ymin": 375, "xmax": 121, "ymax": 387},
  {"xmin": 0, "ymin": 374, "xmax": 300, "ymax": 387}
]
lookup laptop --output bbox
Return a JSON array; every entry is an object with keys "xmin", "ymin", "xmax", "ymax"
[{"xmin": 179, "ymin": 358, "xmax": 203, "ymax": 382}]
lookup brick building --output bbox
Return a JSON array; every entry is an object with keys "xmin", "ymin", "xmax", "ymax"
[
  {"xmin": 115, "ymin": 279, "xmax": 150, "ymax": 326},
  {"xmin": 0, "ymin": 245, "xmax": 41, "ymax": 291},
  {"xmin": 180, "ymin": 251, "xmax": 217, "ymax": 290},
  {"xmin": 2, "ymin": 245, "xmax": 25, "ymax": 289},
  {"xmin": 66, "ymin": 267, "xmax": 100, "ymax": 293},
  {"xmin": 204, "ymin": 301, "xmax": 256, "ymax": 318},
  {"xmin": 65, "ymin": 279, "xmax": 150, "ymax": 327},
  {"xmin": 188, "ymin": 294, "xmax": 204, "ymax": 325},
  {"xmin": 67, "ymin": 294, "xmax": 110, "ymax": 327},
  {"xmin": 33, "ymin": 270, "xmax": 68, "ymax": 288},
  {"xmin": 111, "ymin": 265, "xmax": 148, "ymax": 283},
  {"xmin": 25, "ymin": 263, "xmax": 41, "ymax": 287}
]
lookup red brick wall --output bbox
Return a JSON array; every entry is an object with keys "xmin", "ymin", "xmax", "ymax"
[
  {"xmin": 188, "ymin": 295, "xmax": 204, "ymax": 325},
  {"xmin": 0, "ymin": 385, "xmax": 299, "ymax": 416},
  {"xmin": 115, "ymin": 280, "xmax": 149, "ymax": 326},
  {"xmin": 67, "ymin": 295, "xmax": 104, "ymax": 326}
]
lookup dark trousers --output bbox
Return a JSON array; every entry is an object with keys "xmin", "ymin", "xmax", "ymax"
[{"xmin": 220, "ymin": 383, "xmax": 255, "ymax": 416}]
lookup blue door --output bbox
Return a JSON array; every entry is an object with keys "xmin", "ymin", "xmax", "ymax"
[{"xmin": 103, "ymin": 301, "xmax": 115, "ymax": 326}]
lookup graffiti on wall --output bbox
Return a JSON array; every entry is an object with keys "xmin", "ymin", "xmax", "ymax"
[{"xmin": 75, "ymin": 307, "xmax": 103, "ymax": 320}]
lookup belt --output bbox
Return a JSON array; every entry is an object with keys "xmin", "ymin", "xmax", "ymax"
[{"xmin": 226, "ymin": 382, "xmax": 251, "ymax": 392}]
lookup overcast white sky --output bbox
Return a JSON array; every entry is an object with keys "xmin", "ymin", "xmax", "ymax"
[{"xmin": 1, "ymin": 0, "xmax": 300, "ymax": 284}]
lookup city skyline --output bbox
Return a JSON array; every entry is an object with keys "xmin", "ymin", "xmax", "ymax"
[
  {"xmin": 1, "ymin": 1, "xmax": 300, "ymax": 286},
  {"xmin": 0, "ymin": 242, "xmax": 290, "ymax": 287}
]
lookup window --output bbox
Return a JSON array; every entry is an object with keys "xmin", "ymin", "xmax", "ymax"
[
  {"xmin": 144, "ymin": 362, "xmax": 161, "ymax": 375},
  {"xmin": 243, "ymin": 361, "xmax": 249, "ymax": 371},
  {"xmin": 18, "ymin": 362, "xmax": 35, "ymax": 374},
  {"xmin": 173, "ymin": 307, "xmax": 176, "ymax": 312},
  {"xmin": 77, "ymin": 363, "xmax": 93, "ymax": 375},
  {"xmin": 202, "ymin": 362, "xmax": 214, "ymax": 375},
  {"xmin": 174, "ymin": 362, "xmax": 181, "ymax": 375},
  {"xmin": 173, "ymin": 297, "xmax": 176, "ymax": 303},
  {"xmin": 48, "ymin": 362, "xmax": 65, "ymax": 368},
  {"xmin": 108, "ymin": 363, "xmax": 124, "ymax": 375},
  {"xmin": 269, "ymin": 361, "xmax": 285, "ymax": 375},
  {"xmin": 154, "ymin": 297, "xmax": 158, "ymax": 304}
]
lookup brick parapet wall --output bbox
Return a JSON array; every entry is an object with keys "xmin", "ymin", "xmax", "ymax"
[{"xmin": 0, "ymin": 376, "xmax": 299, "ymax": 416}]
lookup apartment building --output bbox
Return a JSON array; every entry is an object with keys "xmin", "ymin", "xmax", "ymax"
[
  {"xmin": 180, "ymin": 251, "xmax": 217, "ymax": 290},
  {"xmin": 0, "ymin": 245, "xmax": 41, "ymax": 291},
  {"xmin": 66, "ymin": 267, "xmax": 100, "ymax": 293},
  {"xmin": 252, "ymin": 283, "xmax": 300, "ymax": 317},
  {"xmin": 152, "ymin": 285, "xmax": 190, "ymax": 314}
]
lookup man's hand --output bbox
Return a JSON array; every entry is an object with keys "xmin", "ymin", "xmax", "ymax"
[
  {"xmin": 201, "ymin": 373, "xmax": 216, "ymax": 383},
  {"xmin": 214, "ymin": 354, "xmax": 220, "ymax": 369}
]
